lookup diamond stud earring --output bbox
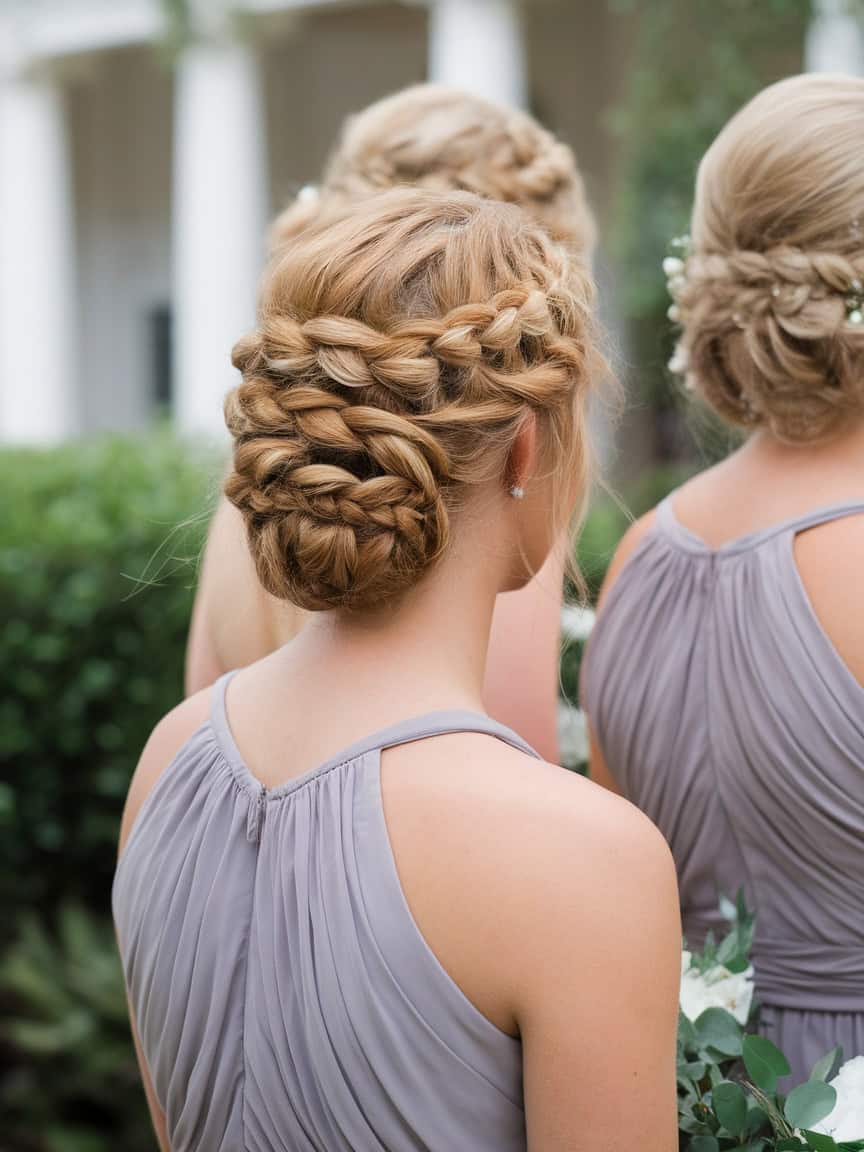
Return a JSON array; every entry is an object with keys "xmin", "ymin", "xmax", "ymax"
[{"xmin": 510, "ymin": 486, "xmax": 525, "ymax": 499}]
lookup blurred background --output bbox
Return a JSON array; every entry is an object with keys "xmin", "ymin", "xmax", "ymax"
[{"xmin": 0, "ymin": 2, "xmax": 861, "ymax": 1149}]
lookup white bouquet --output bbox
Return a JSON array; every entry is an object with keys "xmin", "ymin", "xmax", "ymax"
[{"xmin": 677, "ymin": 896, "xmax": 863, "ymax": 1152}]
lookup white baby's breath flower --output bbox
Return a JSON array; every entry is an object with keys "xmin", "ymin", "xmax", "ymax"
[
  {"xmin": 813, "ymin": 1055, "xmax": 864, "ymax": 1142},
  {"xmin": 560, "ymin": 605, "xmax": 596, "ymax": 643},
  {"xmin": 557, "ymin": 703, "xmax": 589, "ymax": 766},
  {"xmin": 679, "ymin": 952, "xmax": 754, "ymax": 1026}
]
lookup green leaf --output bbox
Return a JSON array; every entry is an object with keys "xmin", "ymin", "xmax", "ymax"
[
  {"xmin": 678, "ymin": 1060, "xmax": 707, "ymax": 1079},
  {"xmin": 784, "ymin": 1082, "xmax": 837, "ymax": 1131},
  {"xmin": 690, "ymin": 1136, "xmax": 720, "ymax": 1152},
  {"xmin": 695, "ymin": 1007, "xmax": 744, "ymax": 1057},
  {"xmin": 745, "ymin": 1106, "xmax": 770, "ymax": 1136},
  {"xmin": 712, "ymin": 1081, "xmax": 748, "ymax": 1137},
  {"xmin": 742, "ymin": 1034, "xmax": 791, "ymax": 1094},
  {"xmin": 810, "ymin": 1047, "xmax": 843, "ymax": 1084},
  {"xmin": 679, "ymin": 1009, "xmax": 698, "ymax": 1051},
  {"xmin": 801, "ymin": 1130, "xmax": 839, "ymax": 1152}
]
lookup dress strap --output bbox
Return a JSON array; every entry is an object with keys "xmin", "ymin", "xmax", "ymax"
[
  {"xmin": 777, "ymin": 500, "xmax": 864, "ymax": 538},
  {"xmin": 371, "ymin": 709, "xmax": 542, "ymax": 761},
  {"xmin": 655, "ymin": 493, "xmax": 864, "ymax": 555},
  {"xmin": 208, "ymin": 670, "xmax": 543, "ymax": 807}
]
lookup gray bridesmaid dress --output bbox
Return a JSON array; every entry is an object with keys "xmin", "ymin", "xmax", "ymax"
[
  {"xmin": 113, "ymin": 673, "xmax": 539, "ymax": 1152},
  {"xmin": 584, "ymin": 496, "xmax": 864, "ymax": 1083}
]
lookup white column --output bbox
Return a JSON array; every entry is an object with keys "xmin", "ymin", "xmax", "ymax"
[
  {"xmin": 173, "ymin": 38, "xmax": 267, "ymax": 438},
  {"xmin": 428, "ymin": 0, "xmax": 527, "ymax": 109},
  {"xmin": 0, "ymin": 69, "xmax": 76, "ymax": 442},
  {"xmin": 805, "ymin": 0, "xmax": 864, "ymax": 74}
]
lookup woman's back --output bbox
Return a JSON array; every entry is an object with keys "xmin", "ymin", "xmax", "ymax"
[
  {"xmin": 114, "ymin": 189, "xmax": 680, "ymax": 1152},
  {"xmin": 585, "ymin": 441, "xmax": 864, "ymax": 1081},
  {"xmin": 114, "ymin": 674, "xmax": 535, "ymax": 1151}
]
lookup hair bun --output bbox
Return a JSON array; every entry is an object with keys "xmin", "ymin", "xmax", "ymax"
[
  {"xmin": 225, "ymin": 366, "xmax": 452, "ymax": 611},
  {"xmin": 225, "ymin": 188, "xmax": 597, "ymax": 613}
]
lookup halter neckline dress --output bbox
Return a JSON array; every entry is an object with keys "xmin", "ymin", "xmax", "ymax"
[
  {"xmin": 583, "ymin": 495, "xmax": 864, "ymax": 1083},
  {"xmin": 113, "ymin": 673, "xmax": 539, "ymax": 1152}
]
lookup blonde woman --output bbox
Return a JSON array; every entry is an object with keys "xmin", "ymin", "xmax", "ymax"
[
  {"xmin": 186, "ymin": 84, "xmax": 596, "ymax": 759},
  {"xmin": 115, "ymin": 190, "xmax": 679, "ymax": 1152},
  {"xmin": 583, "ymin": 74, "xmax": 864, "ymax": 1083}
]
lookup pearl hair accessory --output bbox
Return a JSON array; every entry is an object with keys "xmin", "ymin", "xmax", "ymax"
[
  {"xmin": 846, "ymin": 277, "xmax": 863, "ymax": 327},
  {"xmin": 510, "ymin": 485, "xmax": 525, "ymax": 499}
]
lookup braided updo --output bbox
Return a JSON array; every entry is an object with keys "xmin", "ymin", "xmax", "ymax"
[
  {"xmin": 225, "ymin": 189, "xmax": 595, "ymax": 612},
  {"xmin": 673, "ymin": 74, "xmax": 864, "ymax": 443},
  {"xmin": 271, "ymin": 84, "xmax": 595, "ymax": 257}
]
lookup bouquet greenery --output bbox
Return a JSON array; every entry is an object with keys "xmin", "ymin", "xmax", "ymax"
[{"xmin": 678, "ymin": 894, "xmax": 863, "ymax": 1152}]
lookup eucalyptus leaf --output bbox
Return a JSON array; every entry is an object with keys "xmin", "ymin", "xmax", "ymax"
[
  {"xmin": 810, "ymin": 1047, "xmax": 843, "ymax": 1084},
  {"xmin": 742, "ymin": 1034, "xmax": 791, "ymax": 1093},
  {"xmin": 690, "ymin": 1136, "xmax": 720, "ymax": 1152},
  {"xmin": 801, "ymin": 1130, "xmax": 839, "ymax": 1152},
  {"xmin": 784, "ymin": 1081, "xmax": 837, "ymax": 1130},
  {"xmin": 695, "ymin": 1007, "xmax": 744, "ymax": 1057},
  {"xmin": 712, "ymin": 1080, "xmax": 748, "ymax": 1137},
  {"xmin": 745, "ymin": 1106, "xmax": 770, "ymax": 1136}
]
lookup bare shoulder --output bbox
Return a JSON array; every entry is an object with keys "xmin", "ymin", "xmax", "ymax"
[
  {"xmin": 118, "ymin": 690, "xmax": 211, "ymax": 857},
  {"xmin": 597, "ymin": 508, "xmax": 658, "ymax": 609},
  {"xmin": 386, "ymin": 732, "xmax": 676, "ymax": 948},
  {"xmin": 794, "ymin": 510, "xmax": 864, "ymax": 687}
]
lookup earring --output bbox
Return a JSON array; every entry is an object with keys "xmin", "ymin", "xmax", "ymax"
[{"xmin": 510, "ymin": 486, "xmax": 525, "ymax": 499}]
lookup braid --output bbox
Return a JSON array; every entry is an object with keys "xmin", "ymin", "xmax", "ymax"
[{"xmin": 225, "ymin": 189, "xmax": 597, "ymax": 612}]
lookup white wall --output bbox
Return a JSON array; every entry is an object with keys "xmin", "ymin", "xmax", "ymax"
[
  {"xmin": 69, "ymin": 44, "xmax": 172, "ymax": 433},
  {"xmin": 262, "ymin": 3, "xmax": 427, "ymax": 209}
]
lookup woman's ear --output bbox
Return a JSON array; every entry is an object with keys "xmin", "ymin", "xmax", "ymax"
[{"xmin": 506, "ymin": 412, "xmax": 538, "ymax": 496}]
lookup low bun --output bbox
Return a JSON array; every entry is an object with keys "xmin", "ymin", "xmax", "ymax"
[
  {"xmin": 225, "ymin": 189, "xmax": 596, "ymax": 613},
  {"xmin": 673, "ymin": 74, "xmax": 864, "ymax": 444},
  {"xmin": 675, "ymin": 244, "xmax": 864, "ymax": 442},
  {"xmin": 225, "ymin": 369, "xmax": 451, "ymax": 611},
  {"xmin": 271, "ymin": 84, "xmax": 595, "ymax": 257}
]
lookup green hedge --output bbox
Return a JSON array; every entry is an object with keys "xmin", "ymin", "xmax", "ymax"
[
  {"xmin": 0, "ymin": 433, "xmax": 217, "ymax": 933},
  {"xmin": 0, "ymin": 433, "xmax": 217, "ymax": 1152}
]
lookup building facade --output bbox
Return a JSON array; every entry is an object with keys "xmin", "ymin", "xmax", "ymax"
[{"xmin": 0, "ymin": 0, "xmax": 859, "ymax": 443}]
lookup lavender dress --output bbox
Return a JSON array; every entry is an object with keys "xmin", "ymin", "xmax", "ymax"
[
  {"xmin": 584, "ymin": 496, "xmax": 864, "ymax": 1083},
  {"xmin": 113, "ymin": 673, "xmax": 539, "ymax": 1152}
]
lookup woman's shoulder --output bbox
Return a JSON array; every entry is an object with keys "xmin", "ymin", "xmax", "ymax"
[{"xmin": 392, "ymin": 731, "xmax": 675, "ymax": 913}]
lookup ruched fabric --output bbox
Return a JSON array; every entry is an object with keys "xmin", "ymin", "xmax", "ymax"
[
  {"xmin": 113, "ymin": 680, "xmax": 538, "ymax": 1152},
  {"xmin": 583, "ymin": 497, "xmax": 864, "ymax": 1083}
]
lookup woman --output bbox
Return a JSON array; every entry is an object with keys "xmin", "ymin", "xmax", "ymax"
[
  {"xmin": 583, "ymin": 74, "xmax": 864, "ymax": 1083},
  {"xmin": 115, "ymin": 190, "xmax": 679, "ymax": 1152},
  {"xmin": 186, "ymin": 84, "xmax": 596, "ymax": 760}
]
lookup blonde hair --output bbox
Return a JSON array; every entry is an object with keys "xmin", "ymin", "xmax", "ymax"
[
  {"xmin": 673, "ymin": 74, "xmax": 864, "ymax": 443},
  {"xmin": 225, "ymin": 188, "xmax": 597, "ymax": 612},
  {"xmin": 272, "ymin": 84, "xmax": 595, "ymax": 256}
]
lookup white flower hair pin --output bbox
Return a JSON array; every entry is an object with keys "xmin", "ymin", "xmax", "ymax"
[{"xmin": 663, "ymin": 234, "xmax": 691, "ymax": 325}]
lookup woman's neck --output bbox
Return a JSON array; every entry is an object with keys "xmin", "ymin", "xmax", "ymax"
[
  {"xmin": 744, "ymin": 416, "xmax": 864, "ymax": 472},
  {"xmin": 273, "ymin": 533, "xmax": 505, "ymax": 718}
]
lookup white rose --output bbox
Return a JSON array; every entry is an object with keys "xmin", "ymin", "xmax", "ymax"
[
  {"xmin": 813, "ymin": 1055, "xmax": 864, "ymax": 1142},
  {"xmin": 679, "ymin": 951, "xmax": 754, "ymax": 1027}
]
